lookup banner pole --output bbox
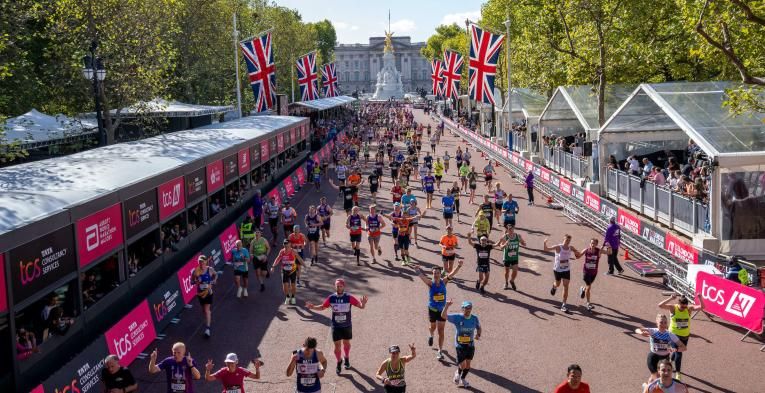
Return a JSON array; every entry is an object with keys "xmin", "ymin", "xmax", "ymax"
[{"xmin": 233, "ymin": 13, "xmax": 242, "ymax": 118}]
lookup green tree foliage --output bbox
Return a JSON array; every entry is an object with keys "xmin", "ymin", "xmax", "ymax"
[{"xmin": 311, "ymin": 19, "xmax": 338, "ymax": 65}]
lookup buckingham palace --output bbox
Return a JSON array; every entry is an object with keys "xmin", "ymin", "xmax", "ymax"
[{"xmin": 334, "ymin": 36, "xmax": 432, "ymax": 95}]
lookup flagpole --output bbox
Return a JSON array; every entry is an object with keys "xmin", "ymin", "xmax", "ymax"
[
  {"xmin": 233, "ymin": 13, "xmax": 243, "ymax": 118},
  {"xmin": 504, "ymin": 14, "xmax": 512, "ymax": 150},
  {"xmin": 291, "ymin": 64, "xmax": 295, "ymax": 103},
  {"xmin": 464, "ymin": 19, "xmax": 473, "ymax": 132}
]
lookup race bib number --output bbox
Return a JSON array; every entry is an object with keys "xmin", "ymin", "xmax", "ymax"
[
  {"xmin": 282, "ymin": 262, "xmax": 294, "ymax": 271},
  {"xmin": 457, "ymin": 335, "xmax": 472, "ymax": 344},
  {"xmin": 433, "ymin": 294, "xmax": 445, "ymax": 301},
  {"xmin": 171, "ymin": 381, "xmax": 186, "ymax": 392},
  {"xmin": 653, "ymin": 343, "xmax": 668, "ymax": 351},
  {"xmin": 226, "ymin": 387, "xmax": 241, "ymax": 393},
  {"xmin": 198, "ymin": 283, "xmax": 209, "ymax": 290},
  {"xmin": 308, "ymin": 227, "xmax": 318, "ymax": 233},
  {"xmin": 558, "ymin": 260, "xmax": 569, "ymax": 270},
  {"xmin": 675, "ymin": 321, "xmax": 689, "ymax": 329},
  {"xmin": 300, "ymin": 377, "xmax": 317, "ymax": 386},
  {"xmin": 585, "ymin": 262, "xmax": 597, "ymax": 269},
  {"xmin": 478, "ymin": 252, "xmax": 489, "ymax": 259},
  {"xmin": 334, "ymin": 314, "xmax": 347, "ymax": 323}
]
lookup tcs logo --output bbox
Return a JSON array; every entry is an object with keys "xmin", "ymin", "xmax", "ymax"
[
  {"xmin": 19, "ymin": 259, "xmax": 42, "ymax": 285},
  {"xmin": 54, "ymin": 379, "xmax": 81, "ymax": 393},
  {"xmin": 154, "ymin": 301, "xmax": 169, "ymax": 321},
  {"xmin": 113, "ymin": 334, "xmax": 133, "ymax": 359}
]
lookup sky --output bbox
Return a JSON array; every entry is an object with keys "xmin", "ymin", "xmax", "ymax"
[{"xmin": 273, "ymin": 0, "xmax": 485, "ymax": 44}]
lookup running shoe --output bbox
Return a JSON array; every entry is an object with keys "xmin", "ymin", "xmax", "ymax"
[
  {"xmin": 378, "ymin": 247, "xmax": 382, "ymax": 256},
  {"xmin": 510, "ymin": 281, "xmax": 517, "ymax": 291},
  {"xmin": 284, "ymin": 298, "xmax": 290, "ymax": 305},
  {"xmin": 266, "ymin": 271, "xmax": 271, "ymax": 279},
  {"xmin": 461, "ymin": 379, "xmax": 471, "ymax": 388},
  {"xmin": 204, "ymin": 328, "xmax": 211, "ymax": 337},
  {"xmin": 504, "ymin": 282, "xmax": 510, "ymax": 290},
  {"xmin": 560, "ymin": 303, "xmax": 568, "ymax": 312},
  {"xmin": 436, "ymin": 351, "xmax": 444, "ymax": 360},
  {"xmin": 296, "ymin": 279, "xmax": 301, "ymax": 287},
  {"xmin": 579, "ymin": 286, "xmax": 586, "ymax": 299},
  {"xmin": 336, "ymin": 361, "xmax": 342, "ymax": 375},
  {"xmin": 453, "ymin": 370, "xmax": 460, "ymax": 384},
  {"xmin": 243, "ymin": 288, "xmax": 248, "ymax": 298},
  {"xmin": 480, "ymin": 285, "xmax": 486, "ymax": 295},
  {"xmin": 586, "ymin": 303, "xmax": 594, "ymax": 311},
  {"xmin": 475, "ymin": 281, "xmax": 481, "ymax": 290},
  {"xmin": 605, "ymin": 272, "xmax": 613, "ymax": 276},
  {"xmin": 550, "ymin": 287, "xmax": 557, "ymax": 296},
  {"xmin": 428, "ymin": 336, "xmax": 433, "ymax": 347},
  {"xmin": 290, "ymin": 297, "xmax": 296, "ymax": 305},
  {"xmin": 395, "ymin": 256, "xmax": 400, "ymax": 261},
  {"xmin": 618, "ymin": 270, "xmax": 625, "ymax": 275},
  {"xmin": 344, "ymin": 358, "xmax": 350, "ymax": 369},
  {"xmin": 237, "ymin": 287, "xmax": 243, "ymax": 298}
]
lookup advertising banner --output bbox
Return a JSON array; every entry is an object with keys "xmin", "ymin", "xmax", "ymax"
[
  {"xmin": 158, "ymin": 176, "xmax": 185, "ymax": 221},
  {"xmin": 238, "ymin": 148, "xmax": 250, "ymax": 174},
  {"xmin": 0, "ymin": 254, "xmax": 6, "ymax": 313},
  {"xmin": 284, "ymin": 176, "xmax": 295, "ymax": 196},
  {"xmin": 77, "ymin": 203, "xmax": 124, "ymax": 268},
  {"xmin": 124, "ymin": 189, "xmax": 158, "ymax": 239},
  {"xmin": 665, "ymin": 232, "xmax": 699, "ymax": 264},
  {"xmin": 206, "ymin": 160, "xmax": 224, "ymax": 193},
  {"xmin": 185, "ymin": 167, "xmax": 207, "ymax": 202},
  {"xmin": 571, "ymin": 186, "xmax": 585, "ymax": 202},
  {"xmin": 41, "ymin": 338, "xmax": 108, "ymax": 393},
  {"xmin": 313, "ymin": 153, "xmax": 320, "ymax": 163},
  {"xmin": 696, "ymin": 271, "xmax": 764, "ymax": 334},
  {"xmin": 559, "ymin": 178, "xmax": 572, "ymax": 196},
  {"xmin": 177, "ymin": 253, "xmax": 200, "ymax": 304},
  {"xmin": 250, "ymin": 144, "xmax": 261, "ymax": 167},
  {"xmin": 296, "ymin": 167, "xmax": 306, "ymax": 185},
  {"xmin": 260, "ymin": 140, "xmax": 270, "ymax": 162},
  {"xmin": 201, "ymin": 237, "xmax": 224, "ymax": 268},
  {"xmin": 224, "ymin": 153, "xmax": 238, "ymax": 182},
  {"xmin": 550, "ymin": 174, "xmax": 560, "ymax": 189},
  {"xmin": 104, "ymin": 299, "xmax": 157, "ymax": 365},
  {"xmin": 540, "ymin": 167, "xmax": 551, "ymax": 183},
  {"xmin": 278, "ymin": 184, "xmax": 288, "ymax": 202},
  {"xmin": 584, "ymin": 191, "xmax": 601, "ymax": 212},
  {"xmin": 277, "ymin": 133, "xmax": 285, "ymax": 153},
  {"xmin": 524, "ymin": 160, "xmax": 534, "ymax": 172},
  {"xmin": 640, "ymin": 222, "xmax": 667, "ymax": 250},
  {"xmin": 267, "ymin": 189, "xmax": 281, "ymax": 207},
  {"xmin": 301, "ymin": 124, "xmax": 307, "ymax": 140},
  {"xmin": 147, "ymin": 277, "xmax": 183, "ymax": 333},
  {"xmin": 290, "ymin": 128, "xmax": 297, "ymax": 145},
  {"xmin": 8, "ymin": 227, "xmax": 77, "ymax": 303},
  {"xmin": 218, "ymin": 224, "xmax": 239, "ymax": 263},
  {"xmin": 617, "ymin": 208, "xmax": 641, "ymax": 236},
  {"xmin": 600, "ymin": 199, "xmax": 618, "ymax": 220}
]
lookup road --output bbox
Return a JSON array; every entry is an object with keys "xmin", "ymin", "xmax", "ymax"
[{"xmin": 131, "ymin": 109, "xmax": 760, "ymax": 393}]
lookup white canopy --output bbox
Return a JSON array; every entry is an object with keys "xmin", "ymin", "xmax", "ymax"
[
  {"xmin": 2, "ymin": 109, "xmax": 97, "ymax": 147},
  {"xmin": 83, "ymin": 98, "xmax": 234, "ymax": 119},
  {"xmin": 293, "ymin": 95, "xmax": 356, "ymax": 111}
]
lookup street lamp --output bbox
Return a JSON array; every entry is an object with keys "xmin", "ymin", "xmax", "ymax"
[{"xmin": 82, "ymin": 40, "xmax": 107, "ymax": 146}]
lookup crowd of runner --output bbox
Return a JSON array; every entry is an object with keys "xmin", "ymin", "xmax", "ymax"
[{"xmin": 97, "ymin": 103, "xmax": 699, "ymax": 393}]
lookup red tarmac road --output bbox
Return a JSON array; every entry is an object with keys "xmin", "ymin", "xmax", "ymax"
[{"xmin": 132, "ymin": 109, "xmax": 761, "ymax": 392}]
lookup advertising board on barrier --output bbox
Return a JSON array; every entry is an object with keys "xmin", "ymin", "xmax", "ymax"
[
  {"xmin": 665, "ymin": 232, "xmax": 698, "ymax": 264},
  {"xmin": 267, "ymin": 189, "xmax": 281, "ymax": 207},
  {"xmin": 284, "ymin": 176, "xmax": 295, "ymax": 196},
  {"xmin": 696, "ymin": 271, "xmax": 764, "ymax": 334},
  {"xmin": 540, "ymin": 167, "xmax": 551, "ymax": 183},
  {"xmin": 584, "ymin": 191, "xmax": 601, "ymax": 212},
  {"xmin": 185, "ymin": 167, "xmax": 207, "ymax": 202},
  {"xmin": 206, "ymin": 160, "xmax": 224, "ymax": 193},
  {"xmin": 218, "ymin": 224, "xmax": 239, "ymax": 263},
  {"xmin": 260, "ymin": 140, "xmax": 270, "ymax": 162},
  {"xmin": 177, "ymin": 254, "xmax": 200, "ymax": 304},
  {"xmin": 158, "ymin": 176, "xmax": 185, "ymax": 221},
  {"xmin": 250, "ymin": 144, "xmax": 261, "ymax": 167},
  {"xmin": 617, "ymin": 208, "xmax": 641, "ymax": 236},
  {"xmin": 124, "ymin": 189, "xmax": 158, "ymax": 239},
  {"xmin": 9, "ymin": 226, "xmax": 78, "ymax": 303},
  {"xmin": 600, "ymin": 199, "xmax": 618, "ymax": 220},
  {"xmin": 296, "ymin": 167, "xmax": 306, "ymax": 185},
  {"xmin": 269, "ymin": 138, "xmax": 278, "ymax": 158},
  {"xmin": 641, "ymin": 222, "xmax": 667, "ymax": 249},
  {"xmin": 239, "ymin": 148, "xmax": 250, "ymax": 174},
  {"xmin": 572, "ymin": 186, "xmax": 585, "ymax": 202},
  {"xmin": 290, "ymin": 128, "xmax": 297, "ymax": 145},
  {"xmin": 277, "ymin": 133, "xmax": 285, "ymax": 153},
  {"xmin": 559, "ymin": 178, "xmax": 572, "ymax": 195},
  {"xmin": 104, "ymin": 299, "xmax": 157, "ymax": 365},
  {"xmin": 224, "ymin": 154, "xmax": 238, "ymax": 182},
  {"xmin": 202, "ymin": 236, "xmax": 225, "ymax": 268},
  {"xmin": 550, "ymin": 174, "xmax": 560, "ymax": 188},
  {"xmin": 77, "ymin": 203, "xmax": 124, "ymax": 268},
  {"xmin": 147, "ymin": 277, "xmax": 183, "ymax": 332},
  {"xmin": 0, "ymin": 254, "xmax": 7, "ymax": 313},
  {"xmin": 40, "ymin": 338, "xmax": 108, "ymax": 393}
]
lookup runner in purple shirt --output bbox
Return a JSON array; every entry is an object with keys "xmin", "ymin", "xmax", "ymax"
[
  {"xmin": 148, "ymin": 342, "xmax": 201, "ymax": 393},
  {"xmin": 574, "ymin": 239, "xmax": 611, "ymax": 311},
  {"xmin": 603, "ymin": 217, "xmax": 624, "ymax": 275}
]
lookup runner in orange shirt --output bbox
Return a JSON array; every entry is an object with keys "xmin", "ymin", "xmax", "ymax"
[
  {"xmin": 288, "ymin": 226, "xmax": 308, "ymax": 286},
  {"xmin": 365, "ymin": 205, "xmax": 386, "ymax": 264},
  {"xmin": 347, "ymin": 170, "xmax": 363, "ymax": 206},
  {"xmin": 439, "ymin": 226, "xmax": 459, "ymax": 273}
]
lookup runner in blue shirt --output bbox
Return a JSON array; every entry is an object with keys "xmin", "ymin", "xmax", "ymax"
[
  {"xmin": 401, "ymin": 188, "xmax": 417, "ymax": 207},
  {"xmin": 501, "ymin": 194, "xmax": 520, "ymax": 228},
  {"xmin": 442, "ymin": 299, "xmax": 482, "ymax": 389},
  {"xmin": 441, "ymin": 190, "xmax": 456, "ymax": 227},
  {"xmin": 422, "ymin": 170, "xmax": 436, "ymax": 209},
  {"xmin": 415, "ymin": 261, "xmax": 463, "ymax": 361}
]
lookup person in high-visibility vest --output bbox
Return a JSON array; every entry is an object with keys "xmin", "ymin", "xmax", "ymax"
[
  {"xmin": 658, "ymin": 294, "xmax": 704, "ymax": 380},
  {"xmin": 239, "ymin": 216, "xmax": 255, "ymax": 248}
]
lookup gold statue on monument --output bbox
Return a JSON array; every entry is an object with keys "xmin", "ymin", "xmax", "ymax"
[{"xmin": 384, "ymin": 30, "xmax": 395, "ymax": 53}]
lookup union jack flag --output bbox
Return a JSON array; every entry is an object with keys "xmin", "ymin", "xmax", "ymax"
[
  {"xmin": 430, "ymin": 59, "xmax": 443, "ymax": 97},
  {"xmin": 442, "ymin": 50, "xmax": 464, "ymax": 100},
  {"xmin": 468, "ymin": 23, "xmax": 504, "ymax": 105},
  {"xmin": 321, "ymin": 63, "xmax": 339, "ymax": 98},
  {"xmin": 240, "ymin": 31, "xmax": 277, "ymax": 112},
  {"xmin": 296, "ymin": 52, "xmax": 320, "ymax": 101}
]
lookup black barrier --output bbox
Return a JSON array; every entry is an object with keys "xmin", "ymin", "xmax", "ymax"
[
  {"xmin": 8, "ymin": 226, "xmax": 78, "ymax": 303},
  {"xmin": 147, "ymin": 276, "xmax": 183, "ymax": 333},
  {"xmin": 40, "ymin": 338, "xmax": 108, "ymax": 393},
  {"xmin": 201, "ymin": 237, "xmax": 225, "ymax": 268},
  {"xmin": 224, "ymin": 153, "xmax": 238, "ymax": 182},
  {"xmin": 640, "ymin": 221, "xmax": 667, "ymax": 250},
  {"xmin": 185, "ymin": 167, "xmax": 207, "ymax": 202},
  {"xmin": 599, "ymin": 199, "xmax": 618, "ymax": 220},
  {"xmin": 123, "ymin": 189, "xmax": 158, "ymax": 240}
]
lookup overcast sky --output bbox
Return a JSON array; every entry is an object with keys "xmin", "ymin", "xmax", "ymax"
[{"xmin": 273, "ymin": 0, "xmax": 484, "ymax": 44}]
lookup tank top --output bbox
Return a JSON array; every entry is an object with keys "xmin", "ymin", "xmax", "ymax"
[
  {"xmin": 390, "ymin": 211, "xmax": 402, "ymax": 232},
  {"xmin": 670, "ymin": 305, "xmax": 691, "ymax": 337},
  {"xmin": 289, "ymin": 233, "xmax": 305, "ymax": 250},
  {"xmin": 502, "ymin": 234, "xmax": 521, "ymax": 261},
  {"xmin": 283, "ymin": 209, "xmax": 295, "ymax": 225},
  {"xmin": 406, "ymin": 206, "xmax": 419, "ymax": 222},
  {"xmin": 336, "ymin": 165, "xmax": 347, "ymax": 178},
  {"xmin": 295, "ymin": 349, "xmax": 321, "ymax": 393},
  {"xmin": 367, "ymin": 214, "xmax": 381, "ymax": 234},
  {"xmin": 385, "ymin": 359, "xmax": 406, "ymax": 387},
  {"xmin": 428, "ymin": 280, "xmax": 447, "ymax": 311},
  {"xmin": 583, "ymin": 247, "xmax": 600, "ymax": 275},
  {"xmin": 451, "ymin": 187, "xmax": 460, "ymax": 201},
  {"xmin": 280, "ymin": 250, "xmax": 297, "ymax": 273},
  {"xmin": 251, "ymin": 238, "xmax": 268, "ymax": 257},
  {"xmin": 494, "ymin": 190, "xmax": 504, "ymax": 203},
  {"xmin": 195, "ymin": 266, "xmax": 214, "ymax": 296},
  {"xmin": 318, "ymin": 204, "xmax": 331, "ymax": 220},
  {"xmin": 554, "ymin": 245, "xmax": 572, "ymax": 272},
  {"xmin": 646, "ymin": 379, "xmax": 684, "ymax": 393},
  {"xmin": 267, "ymin": 202, "xmax": 280, "ymax": 218},
  {"xmin": 329, "ymin": 293, "xmax": 353, "ymax": 328},
  {"xmin": 306, "ymin": 214, "xmax": 320, "ymax": 234},
  {"xmin": 348, "ymin": 214, "xmax": 362, "ymax": 235}
]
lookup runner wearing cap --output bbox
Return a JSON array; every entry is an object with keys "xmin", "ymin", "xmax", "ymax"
[
  {"xmin": 249, "ymin": 230, "xmax": 270, "ymax": 292},
  {"xmin": 287, "ymin": 337, "xmax": 327, "ymax": 393},
  {"xmin": 391, "ymin": 181, "xmax": 404, "ymax": 205},
  {"xmin": 573, "ymin": 238, "xmax": 611, "ymax": 310},
  {"xmin": 642, "ymin": 360, "xmax": 689, "ymax": 393},
  {"xmin": 404, "ymin": 198, "xmax": 424, "ymax": 247},
  {"xmin": 231, "ymin": 240, "xmax": 250, "ymax": 298},
  {"xmin": 484, "ymin": 162, "xmax": 495, "ymax": 191},
  {"xmin": 383, "ymin": 209, "xmax": 421, "ymax": 266},
  {"xmin": 317, "ymin": 197, "xmax": 333, "ymax": 245},
  {"xmin": 658, "ymin": 294, "xmax": 704, "ymax": 379},
  {"xmin": 270, "ymin": 240, "xmax": 304, "ymax": 305},
  {"xmin": 192, "ymin": 255, "xmax": 217, "ymax": 337},
  {"xmin": 495, "ymin": 225, "xmax": 527, "ymax": 290},
  {"xmin": 635, "ymin": 314, "xmax": 687, "ymax": 385},
  {"xmin": 148, "ymin": 342, "xmax": 201, "ymax": 393},
  {"xmin": 205, "ymin": 353, "xmax": 262, "ymax": 393},
  {"xmin": 467, "ymin": 230, "xmax": 497, "ymax": 294},
  {"xmin": 281, "ymin": 202, "xmax": 298, "ymax": 238},
  {"xmin": 346, "ymin": 206, "xmax": 367, "ymax": 266},
  {"xmin": 477, "ymin": 195, "xmax": 495, "ymax": 233},
  {"xmin": 543, "ymin": 235, "xmax": 579, "ymax": 312},
  {"xmin": 365, "ymin": 205, "xmax": 386, "ymax": 263},
  {"xmin": 305, "ymin": 279, "xmax": 368, "ymax": 374},
  {"xmin": 449, "ymin": 181, "xmax": 462, "ymax": 223},
  {"xmin": 288, "ymin": 226, "xmax": 308, "ymax": 286},
  {"xmin": 376, "ymin": 344, "xmax": 416, "ymax": 393},
  {"xmin": 442, "ymin": 299, "xmax": 482, "ymax": 389},
  {"xmin": 416, "ymin": 261, "xmax": 463, "ymax": 360},
  {"xmin": 304, "ymin": 206, "xmax": 323, "ymax": 265},
  {"xmin": 491, "ymin": 183, "xmax": 506, "ymax": 223}
]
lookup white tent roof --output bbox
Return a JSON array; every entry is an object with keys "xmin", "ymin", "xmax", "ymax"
[
  {"xmin": 84, "ymin": 98, "xmax": 234, "ymax": 119},
  {"xmin": 539, "ymin": 85, "xmax": 635, "ymax": 135},
  {"xmin": 293, "ymin": 95, "xmax": 356, "ymax": 111},
  {"xmin": 2, "ymin": 109, "xmax": 97, "ymax": 147}
]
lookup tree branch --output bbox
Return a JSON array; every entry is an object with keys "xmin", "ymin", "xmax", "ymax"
[
  {"xmin": 728, "ymin": 0, "xmax": 765, "ymax": 26},
  {"xmin": 547, "ymin": 6, "xmax": 593, "ymax": 69}
]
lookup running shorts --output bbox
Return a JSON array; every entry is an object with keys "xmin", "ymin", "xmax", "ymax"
[
  {"xmin": 503, "ymin": 258, "xmax": 519, "ymax": 267},
  {"xmin": 269, "ymin": 217, "xmax": 278, "ymax": 227},
  {"xmin": 398, "ymin": 235, "xmax": 411, "ymax": 250},
  {"xmin": 253, "ymin": 256, "xmax": 268, "ymax": 271},
  {"xmin": 429, "ymin": 307, "xmax": 446, "ymax": 322},
  {"xmin": 284, "ymin": 224, "xmax": 294, "ymax": 234},
  {"xmin": 442, "ymin": 254, "xmax": 456, "ymax": 263},
  {"xmin": 456, "ymin": 345, "xmax": 475, "ymax": 364},
  {"xmin": 332, "ymin": 326, "xmax": 353, "ymax": 341},
  {"xmin": 350, "ymin": 233, "xmax": 362, "ymax": 243},
  {"xmin": 443, "ymin": 212, "xmax": 453, "ymax": 220},
  {"xmin": 476, "ymin": 264, "xmax": 490, "ymax": 273},
  {"xmin": 646, "ymin": 352, "xmax": 670, "ymax": 373},
  {"xmin": 435, "ymin": 175, "xmax": 442, "ymax": 181},
  {"xmin": 554, "ymin": 270, "xmax": 571, "ymax": 281},
  {"xmin": 198, "ymin": 294, "xmax": 213, "ymax": 306},
  {"xmin": 234, "ymin": 270, "xmax": 249, "ymax": 278},
  {"xmin": 485, "ymin": 175, "xmax": 493, "ymax": 182},
  {"xmin": 583, "ymin": 273, "xmax": 597, "ymax": 285},
  {"xmin": 503, "ymin": 218, "xmax": 516, "ymax": 227},
  {"xmin": 307, "ymin": 232, "xmax": 320, "ymax": 242},
  {"xmin": 322, "ymin": 221, "xmax": 331, "ymax": 230},
  {"xmin": 282, "ymin": 270, "xmax": 297, "ymax": 283}
]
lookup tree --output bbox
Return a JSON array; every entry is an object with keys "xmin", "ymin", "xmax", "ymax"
[{"xmin": 311, "ymin": 19, "xmax": 337, "ymax": 65}]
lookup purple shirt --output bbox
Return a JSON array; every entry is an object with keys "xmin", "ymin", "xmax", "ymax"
[
  {"xmin": 604, "ymin": 223, "xmax": 621, "ymax": 249},
  {"xmin": 524, "ymin": 173, "xmax": 534, "ymax": 188},
  {"xmin": 252, "ymin": 195, "xmax": 263, "ymax": 216},
  {"xmin": 157, "ymin": 356, "xmax": 198, "ymax": 393}
]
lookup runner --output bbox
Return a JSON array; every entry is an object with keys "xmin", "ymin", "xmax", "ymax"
[
  {"xmin": 484, "ymin": 161, "xmax": 495, "ymax": 191},
  {"xmin": 336, "ymin": 161, "xmax": 348, "ymax": 189},
  {"xmin": 467, "ymin": 231, "xmax": 495, "ymax": 294},
  {"xmin": 305, "ymin": 279, "xmax": 368, "ymax": 374},
  {"xmin": 422, "ymin": 170, "xmax": 436, "ymax": 209},
  {"xmin": 443, "ymin": 151, "xmax": 451, "ymax": 174},
  {"xmin": 433, "ymin": 158, "xmax": 445, "ymax": 192},
  {"xmin": 603, "ymin": 216, "xmax": 625, "ymax": 275},
  {"xmin": 441, "ymin": 189, "xmax": 456, "ymax": 227},
  {"xmin": 495, "ymin": 225, "xmax": 527, "ymax": 290},
  {"xmin": 472, "ymin": 211, "xmax": 491, "ymax": 240},
  {"xmin": 231, "ymin": 240, "xmax": 250, "ymax": 298},
  {"xmin": 401, "ymin": 188, "xmax": 417, "ymax": 207},
  {"xmin": 365, "ymin": 205, "xmax": 386, "ymax": 263},
  {"xmin": 543, "ymin": 235, "xmax": 579, "ymax": 312},
  {"xmin": 635, "ymin": 314, "xmax": 687, "ymax": 385},
  {"xmin": 204, "ymin": 353, "xmax": 262, "ymax": 393},
  {"xmin": 321, "ymin": 159, "xmax": 329, "ymax": 180},
  {"xmin": 387, "ymin": 203, "xmax": 403, "ymax": 261},
  {"xmin": 368, "ymin": 169, "xmax": 380, "ymax": 201},
  {"xmin": 312, "ymin": 162, "xmax": 322, "ymax": 191},
  {"xmin": 288, "ymin": 226, "xmax": 308, "ymax": 286},
  {"xmin": 249, "ymin": 230, "xmax": 271, "ymax": 292},
  {"xmin": 658, "ymin": 294, "xmax": 704, "ymax": 379},
  {"xmin": 148, "ymin": 342, "xmax": 201, "ymax": 392},
  {"xmin": 389, "ymin": 158, "xmax": 401, "ymax": 184},
  {"xmin": 265, "ymin": 196, "xmax": 280, "ymax": 245},
  {"xmin": 383, "ymin": 210, "xmax": 420, "ymax": 266},
  {"xmin": 405, "ymin": 198, "xmax": 424, "ymax": 246},
  {"xmin": 492, "ymin": 182, "xmax": 506, "ymax": 223},
  {"xmin": 477, "ymin": 195, "xmax": 495, "ymax": 232},
  {"xmin": 281, "ymin": 201, "xmax": 298, "ymax": 238},
  {"xmin": 340, "ymin": 183, "xmax": 355, "ymax": 215},
  {"xmin": 286, "ymin": 337, "xmax": 327, "ymax": 393},
  {"xmin": 375, "ymin": 344, "xmax": 417, "ymax": 393},
  {"xmin": 501, "ymin": 193, "xmax": 520, "ymax": 228},
  {"xmin": 192, "ymin": 255, "xmax": 217, "ymax": 337},
  {"xmin": 317, "ymin": 197, "xmax": 333, "ymax": 245},
  {"xmin": 270, "ymin": 239, "xmax": 304, "ymax": 305},
  {"xmin": 573, "ymin": 239, "xmax": 611, "ymax": 310},
  {"xmin": 391, "ymin": 181, "xmax": 404, "ymax": 205},
  {"xmin": 304, "ymin": 206, "xmax": 323, "ymax": 264},
  {"xmin": 346, "ymin": 206, "xmax": 367, "ymax": 266},
  {"xmin": 455, "ymin": 147, "xmax": 463, "ymax": 173},
  {"xmin": 642, "ymin": 360, "xmax": 689, "ymax": 393},
  {"xmin": 430, "ymin": 131, "xmax": 438, "ymax": 154},
  {"xmin": 347, "ymin": 169, "xmax": 363, "ymax": 206},
  {"xmin": 462, "ymin": 149, "xmax": 472, "ymax": 167},
  {"xmin": 439, "ymin": 226, "xmax": 460, "ymax": 273},
  {"xmin": 467, "ymin": 169, "xmax": 478, "ymax": 204},
  {"xmin": 423, "ymin": 151, "xmax": 433, "ymax": 171},
  {"xmin": 415, "ymin": 261, "xmax": 463, "ymax": 360},
  {"xmin": 441, "ymin": 299, "xmax": 482, "ymax": 389},
  {"xmin": 417, "ymin": 162, "xmax": 428, "ymax": 186},
  {"xmin": 553, "ymin": 364, "xmax": 591, "ymax": 393},
  {"xmin": 449, "ymin": 181, "xmax": 462, "ymax": 223}
]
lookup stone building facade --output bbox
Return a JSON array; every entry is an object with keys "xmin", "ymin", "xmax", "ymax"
[{"xmin": 334, "ymin": 36, "xmax": 431, "ymax": 94}]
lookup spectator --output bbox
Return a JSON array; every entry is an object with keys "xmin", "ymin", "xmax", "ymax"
[
  {"xmin": 607, "ymin": 155, "xmax": 618, "ymax": 169},
  {"xmin": 603, "ymin": 217, "xmax": 624, "ymax": 275},
  {"xmin": 16, "ymin": 328, "xmax": 39, "ymax": 360},
  {"xmin": 626, "ymin": 156, "xmax": 640, "ymax": 176},
  {"xmin": 553, "ymin": 364, "xmax": 591, "ymax": 393},
  {"xmin": 668, "ymin": 171, "xmax": 681, "ymax": 190},
  {"xmin": 641, "ymin": 158, "xmax": 654, "ymax": 177},
  {"xmin": 682, "ymin": 157, "xmax": 696, "ymax": 177},
  {"xmin": 524, "ymin": 170, "xmax": 535, "ymax": 206},
  {"xmin": 651, "ymin": 167, "xmax": 666, "ymax": 186},
  {"xmin": 252, "ymin": 190, "xmax": 263, "ymax": 230},
  {"xmin": 102, "ymin": 354, "xmax": 138, "ymax": 393},
  {"xmin": 211, "ymin": 198, "xmax": 222, "ymax": 215}
]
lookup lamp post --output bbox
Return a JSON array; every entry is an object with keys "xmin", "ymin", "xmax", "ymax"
[
  {"xmin": 504, "ymin": 16, "xmax": 512, "ymax": 151},
  {"xmin": 464, "ymin": 18, "xmax": 472, "ymax": 131},
  {"xmin": 82, "ymin": 40, "xmax": 107, "ymax": 146}
]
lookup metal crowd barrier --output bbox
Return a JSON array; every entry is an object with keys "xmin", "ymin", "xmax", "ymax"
[
  {"xmin": 543, "ymin": 145, "xmax": 590, "ymax": 180},
  {"xmin": 606, "ymin": 168, "xmax": 709, "ymax": 236}
]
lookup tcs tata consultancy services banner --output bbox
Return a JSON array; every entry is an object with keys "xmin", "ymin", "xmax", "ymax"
[{"xmin": 696, "ymin": 271, "xmax": 764, "ymax": 334}]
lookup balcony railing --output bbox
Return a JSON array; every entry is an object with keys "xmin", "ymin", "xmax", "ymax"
[{"xmin": 543, "ymin": 145, "xmax": 590, "ymax": 180}]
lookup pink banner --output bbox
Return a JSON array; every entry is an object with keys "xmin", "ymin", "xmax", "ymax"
[
  {"xmin": 30, "ymin": 385, "xmax": 43, "ymax": 393},
  {"xmin": 696, "ymin": 271, "xmax": 764, "ymax": 333},
  {"xmin": 248, "ymin": 207, "xmax": 254, "ymax": 218},
  {"xmin": 584, "ymin": 191, "xmax": 601, "ymax": 212},
  {"xmin": 77, "ymin": 203, "xmax": 124, "ymax": 267},
  {"xmin": 158, "ymin": 176, "xmax": 185, "ymax": 221},
  {"xmin": 277, "ymin": 133, "xmax": 285, "ymax": 152},
  {"xmin": 290, "ymin": 128, "xmax": 297, "ymax": 144},
  {"xmin": 104, "ymin": 300, "xmax": 157, "ymax": 365},
  {"xmin": 238, "ymin": 148, "xmax": 250, "ymax": 174},
  {"xmin": 617, "ymin": 208, "xmax": 641, "ymax": 236},
  {"xmin": 177, "ymin": 253, "xmax": 201, "ymax": 304},
  {"xmin": 260, "ymin": 140, "xmax": 270, "ymax": 160},
  {"xmin": 665, "ymin": 232, "xmax": 698, "ymax": 264},
  {"xmin": 503, "ymin": 150, "xmax": 509, "ymax": 159},
  {"xmin": 0, "ymin": 254, "xmax": 6, "ymax": 313},
  {"xmin": 206, "ymin": 160, "xmax": 224, "ymax": 193},
  {"xmin": 559, "ymin": 178, "xmax": 572, "ymax": 195},
  {"xmin": 268, "ymin": 189, "xmax": 282, "ymax": 206},
  {"xmin": 218, "ymin": 224, "xmax": 239, "ymax": 263},
  {"xmin": 313, "ymin": 153, "xmax": 320, "ymax": 163},
  {"xmin": 540, "ymin": 168, "xmax": 551, "ymax": 183},
  {"xmin": 284, "ymin": 176, "xmax": 295, "ymax": 196},
  {"xmin": 523, "ymin": 160, "xmax": 534, "ymax": 172},
  {"xmin": 296, "ymin": 167, "xmax": 306, "ymax": 185}
]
